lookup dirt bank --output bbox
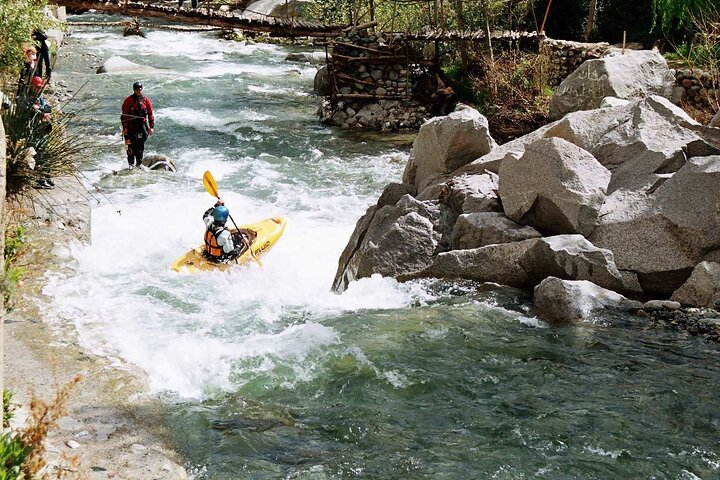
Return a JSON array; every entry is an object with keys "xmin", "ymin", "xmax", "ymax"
[{"xmin": 4, "ymin": 176, "xmax": 187, "ymax": 479}]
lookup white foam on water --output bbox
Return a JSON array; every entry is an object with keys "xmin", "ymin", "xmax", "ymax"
[
  {"xmin": 47, "ymin": 22, "xmax": 418, "ymax": 401},
  {"xmin": 156, "ymin": 106, "xmax": 273, "ymax": 138},
  {"xmin": 45, "ymin": 178, "xmax": 420, "ymax": 399},
  {"xmin": 248, "ymin": 85, "xmax": 311, "ymax": 96},
  {"xmin": 187, "ymin": 61, "xmax": 290, "ymax": 78}
]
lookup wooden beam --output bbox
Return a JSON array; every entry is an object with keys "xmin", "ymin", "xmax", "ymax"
[
  {"xmin": 70, "ymin": 20, "xmax": 222, "ymax": 31},
  {"xmin": 54, "ymin": 0, "xmax": 344, "ymax": 37}
]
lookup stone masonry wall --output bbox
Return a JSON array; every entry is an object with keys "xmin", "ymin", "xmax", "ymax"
[
  {"xmin": 319, "ymin": 28, "xmax": 453, "ymax": 131},
  {"xmin": 540, "ymin": 38, "xmax": 611, "ymax": 86},
  {"xmin": 673, "ymin": 68, "xmax": 719, "ymax": 114}
]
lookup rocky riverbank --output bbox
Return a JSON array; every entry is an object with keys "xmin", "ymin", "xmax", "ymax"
[
  {"xmin": 4, "ymin": 177, "xmax": 188, "ymax": 478},
  {"xmin": 4, "ymin": 176, "xmax": 189, "ymax": 478},
  {"xmin": 331, "ymin": 48, "xmax": 720, "ymax": 342}
]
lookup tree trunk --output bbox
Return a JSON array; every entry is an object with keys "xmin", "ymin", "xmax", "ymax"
[
  {"xmin": 584, "ymin": 0, "xmax": 598, "ymax": 41},
  {"xmin": 453, "ymin": 0, "xmax": 469, "ymax": 71}
]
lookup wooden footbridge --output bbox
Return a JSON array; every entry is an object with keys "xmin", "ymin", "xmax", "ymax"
[
  {"xmin": 53, "ymin": 0, "xmax": 345, "ymax": 37},
  {"xmin": 53, "ymin": 0, "xmax": 538, "ymax": 43}
]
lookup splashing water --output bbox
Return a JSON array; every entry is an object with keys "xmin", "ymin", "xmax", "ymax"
[{"xmin": 43, "ymin": 20, "xmax": 720, "ymax": 479}]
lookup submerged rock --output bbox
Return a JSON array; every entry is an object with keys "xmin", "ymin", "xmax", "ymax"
[
  {"xmin": 534, "ymin": 277, "xmax": 639, "ymax": 324},
  {"xmin": 96, "ymin": 56, "xmax": 158, "ymax": 74},
  {"xmin": 140, "ymin": 153, "xmax": 176, "ymax": 172}
]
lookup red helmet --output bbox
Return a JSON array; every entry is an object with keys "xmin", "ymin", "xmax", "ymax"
[{"xmin": 31, "ymin": 76, "xmax": 45, "ymax": 89}]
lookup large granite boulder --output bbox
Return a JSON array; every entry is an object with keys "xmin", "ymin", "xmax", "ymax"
[
  {"xmin": 670, "ymin": 261, "xmax": 720, "ymax": 308},
  {"xmin": 451, "ymin": 212, "xmax": 541, "ymax": 250},
  {"xmin": 711, "ymin": 110, "xmax": 720, "ymax": 128},
  {"xmin": 417, "ymin": 172, "xmax": 501, "ymax": 215},
  {"xmin": 402, "ymin": 106, "xmax": 496, "ymax": 192},
  {"xmin": 332, "ymin": 195, "xmax": 442, "ymax": 292},
  {"xmin": 420, "ymin": 234, "xmax": 623, "ymax": 290},
  {"xmin": 546, "ymin": 96, "xmax": 718, "ymax": 192},
  {"xmin": 498, "ymin": 137, "xmax": 610, "ymax": 236},
  {"xmin": 549, "ymin": 49, "xmax": 675, "ymax": 119},
  {"xmin": 96, "ymin": 56, "xmax": 158, "ymax": 74},
  {"xmin": 534, "ymin": 277, "xmax": 639, "ymax": 324},
  {"xmin": 590, "ymin": 155, "xmax": 720, "ymax": 296}
]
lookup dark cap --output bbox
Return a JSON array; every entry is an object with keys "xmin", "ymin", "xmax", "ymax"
[{"xmin": 133, "ymin": 81, "xmax": 143, "ymax": 90}]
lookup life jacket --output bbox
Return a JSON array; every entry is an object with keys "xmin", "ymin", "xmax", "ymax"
[
  {"xmin": 204, "ymin": 227, "xmax": 224, "ymax": 258},
  {"xmin": 129, "ymin": 95, "xmax": 150, "ymax": 133}
]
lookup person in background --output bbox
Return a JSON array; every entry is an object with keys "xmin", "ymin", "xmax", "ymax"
[
  {"xmin": 203, "ymin": 200, "xmax": 246, "ymax": 262},
  {"xmin": 120, "ymin": 80, "xmax": 154, "ymax": 168},
  {"xmin": 17, "ymin": 46, "xmax": 37, "ymax": 95},
  {"xmin": 32, "ymin": 29, "xmax": 52, "ymax": 80},
  {"xmin": 28, "ymin": 76, "xmax": 55, "ymax": 189},
  {"xmin": 29, "ymin": 75, "xmax": 50, "ymax": 111}
]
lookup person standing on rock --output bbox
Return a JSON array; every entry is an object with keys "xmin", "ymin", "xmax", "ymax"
[{"xmin": 121, "ymin": 80, "xmax": 154, "ymax": 168}]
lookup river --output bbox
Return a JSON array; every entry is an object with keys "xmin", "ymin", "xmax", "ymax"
[{"xmin": 43, "ymin": 16, "xmax": 720, "ymax": 479}]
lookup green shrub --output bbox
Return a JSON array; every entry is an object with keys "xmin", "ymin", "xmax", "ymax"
[
  {"xmin": 3, "ymin": 226, "xmax": 26, "ymax": 308},
  {"xmin": 2, "ymin": 86, "xmax": 95, "ymax": 195},
  {"xmin": 0, "ymin": 432, "xmax": 32, "ymax": 480},
  {"xmin": 3, "ymin": 390, "xmax": 16, "ymax": 428},
  {"xmin": 0, "ymin": 380, "xmax": 83, "ymax": 479},
  {"xmin": 0, "ymin": 0, "xmax": 53, "ymax": 78}
]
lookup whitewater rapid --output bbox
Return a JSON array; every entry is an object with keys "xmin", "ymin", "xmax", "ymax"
[{"xmin": 44, "ymin": 26, "xmax": 423, "ymax": 399}]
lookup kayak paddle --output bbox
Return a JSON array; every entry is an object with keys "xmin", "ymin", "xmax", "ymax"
[{"xmin": 202, "ymin": 170, "xmax": 262, "ymax": 267}]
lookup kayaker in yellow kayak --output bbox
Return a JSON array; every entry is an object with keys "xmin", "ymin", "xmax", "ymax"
[{"xmin": 203, "ymin": 200, "xmax": 247, "ymax": 263}]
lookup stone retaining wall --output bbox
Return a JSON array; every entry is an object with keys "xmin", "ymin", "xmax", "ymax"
[
  {"xmin": 673, "ymin": 68, "xmax": 719, "ymax": 114},
  {"xmin": 319, "ymin": 28, "xmax": 454, "ymax": 131},
  {"xmin": 540, "ymin": 38, "xmax": 611, "ymax": 86}
]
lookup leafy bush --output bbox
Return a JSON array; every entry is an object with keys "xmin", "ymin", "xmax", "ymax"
[
  {"xmin": 2, "ymin": 85, "xmax": 95, "ymax": 195},
  {"xmin": 0, "ymin": 379, "xmax": 83, "ymax": 479},
  {"xmin": 0, "ymin": 432, "xmax": 31, "ymax": 480},
  {"xmin": 2, "ymin": 226, "xmax": 26, "ymax": 308},
  {"xmin": 3, "ymin": 391, "xmax": 16, "ymax": 429},
  {"xmin": 0, "ymin": 0, "xmax": 53, "ymax": 78},
  {"xmin": 468, "ymin": 49, "xmax": 552, "ymax": 142}
]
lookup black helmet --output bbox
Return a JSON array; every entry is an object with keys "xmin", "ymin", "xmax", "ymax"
[{"xmin": 133, "ymin": 81, "xmax": 143, "ymax": 90}]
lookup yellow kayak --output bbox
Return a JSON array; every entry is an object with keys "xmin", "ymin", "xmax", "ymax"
[{"xmin": 171, "ymin": 217, "xmax": 286, "ymax": 272}]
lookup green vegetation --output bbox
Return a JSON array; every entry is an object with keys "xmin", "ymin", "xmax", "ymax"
[
  {"xmin": 2, "ymin": 87, "xmax": 90, "ymax": 195},
  {"xmin": 0, "ymin": 390, "xmax": 30, "ymax": 480},
  {"xmin": 306, "ymin": 0, "xmax": 533, "ymax": 35},
  {"xmin": 3, "ymin": 390, "xmax": 16, "ymax": 429},
  {"xmin": 0, "ymin": 0, "xmax": 54, "ymax": 80},
  {"xmin": 3, "ymin": 225, "xmax": 26, "ymax": 309},
  {"xmin": 652, "ymin": 0, "xmax": 717, "ymax": 32},
  {"xmin": 0, "ymin": 380, "xmax": 83, "ymax": 479}
]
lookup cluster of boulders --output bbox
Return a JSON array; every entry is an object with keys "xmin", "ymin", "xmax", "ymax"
[
  {"xmin": 316, "ymin": 28, "xmax": 452, "ymax": 130},
  {"xmin": 318, "ymin": 98, "xmax": 430, "ymax": 130},
  {"xmin": 674, "ymin": 68, "xmax": 719, "ymax": 113},
  {"xmin": 540, "ymin": 38, "xmax": 611, "ymax": 86},
  {"xmin": 332, "ymin": 49, "xmax": 720, "ymax": 332}
]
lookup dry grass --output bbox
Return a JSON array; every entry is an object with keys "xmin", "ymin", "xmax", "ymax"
[
  {"xmin": 15, "ymin": 376, "xmax": 86, "ymax": 479},
  {"xmin": 469, "ymin": 49, "xmax": 552, "ymax": 143}
]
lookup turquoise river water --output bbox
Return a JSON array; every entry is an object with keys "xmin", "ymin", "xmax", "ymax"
[{"xmin": 44, "ymin": 15, "xmax": 720, "ymax": 479}]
